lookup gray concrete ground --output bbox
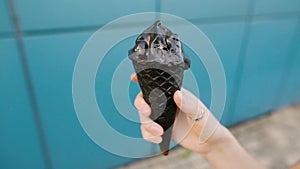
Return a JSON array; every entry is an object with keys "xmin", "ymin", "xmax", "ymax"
[{"xmin": 117, "ymin": 103, "xmax": 300, "ymax": 169}]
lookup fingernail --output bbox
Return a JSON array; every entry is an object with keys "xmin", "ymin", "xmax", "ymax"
[
  {"xmin": 175, "ymin": 91, "xmax": 182, "ymax": 101},
  {"xmin": 130, "ymin": 74, "xmax": 135, "ymax": 79}
]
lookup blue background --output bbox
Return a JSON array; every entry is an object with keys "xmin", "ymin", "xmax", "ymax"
[{"xmin": 1, "ymin": 0, "xmax": 299, "ymax": 169}]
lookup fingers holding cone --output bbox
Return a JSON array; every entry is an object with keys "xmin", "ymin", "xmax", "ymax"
[{"xmin": 134, "ymin": 92, "xmax": 164, "ymax": 144}]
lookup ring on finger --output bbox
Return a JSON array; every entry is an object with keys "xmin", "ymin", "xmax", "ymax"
[{"xmin": 193, "ymin": 108, "xmax": 205, "ymax": 121}]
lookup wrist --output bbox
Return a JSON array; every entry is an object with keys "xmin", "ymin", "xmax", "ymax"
[
  {"xmin": 202, "ymin": 126, "xmax": 266, "ymax": 169},
  {"xmin": 201, "ymin": 125, "xmax": 236, "ymax": 155}
]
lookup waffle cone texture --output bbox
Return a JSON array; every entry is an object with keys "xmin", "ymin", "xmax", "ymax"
[{"xmin": 133, "ymin": 61, "xmax": 184, "ymax": 155}]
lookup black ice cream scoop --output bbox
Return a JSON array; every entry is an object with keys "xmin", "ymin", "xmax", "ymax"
[{"xmin": 129, "ymin": 21, "xmax": 190, "ymax": 155}]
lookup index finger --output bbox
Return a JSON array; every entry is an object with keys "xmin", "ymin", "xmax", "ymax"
[{"xmin": 131, "ymin": 73, "xmax": 138, "ymax": 82}]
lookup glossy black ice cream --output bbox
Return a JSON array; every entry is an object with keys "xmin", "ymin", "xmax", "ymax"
[{"xmin": 129, "ymin": 21, "xmax": 190, "ymax": 69}]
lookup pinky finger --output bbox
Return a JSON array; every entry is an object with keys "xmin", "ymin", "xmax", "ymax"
[
  {"xmin": 144, "ymin": 135, "xmax": 162, "ymax": 144},
  {"xmin": 147, "ymin": 136, "xmax": 162, "ymax": 144},
  {"xmin": 141, "ymin": 127, "xmax": 162, "ymax": 144}
]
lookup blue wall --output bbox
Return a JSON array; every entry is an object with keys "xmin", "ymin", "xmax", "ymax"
[{"xmin": 1, "ymin": 0, "xmax": 299, "ymax": 169}]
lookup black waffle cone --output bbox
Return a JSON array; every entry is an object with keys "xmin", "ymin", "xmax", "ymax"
[{"xmin": 132, "ymin": 61, "xmax": 184, "ymax": 155}]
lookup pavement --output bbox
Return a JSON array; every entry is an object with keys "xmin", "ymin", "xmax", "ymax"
[{"xmin": 117, "ymin": 103, "xmax": 300, "ymax": 169}]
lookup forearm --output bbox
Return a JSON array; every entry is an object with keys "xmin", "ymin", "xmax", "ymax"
[{"xmin": 204, "ymin": 128, "xmax": 265, "ymax": 169}]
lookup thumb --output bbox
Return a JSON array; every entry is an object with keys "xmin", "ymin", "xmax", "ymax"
[
  {"xmin": 174, "ymin": 89, "xmax": 222, "ymax": 144},
  {"xmin": 173, "ymin": 89, "xmax": 206, "ymax": 119}
]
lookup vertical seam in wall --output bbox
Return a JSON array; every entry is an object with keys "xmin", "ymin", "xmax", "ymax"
[
  {"xmin": 228, "ymin": 1, "xmax": 255, "ymax": 125},
  {"xmin": 154, "ymin": 0, "xmax": 161, "ymax": 20},
  {"xmin": 7, "ymin": 1, "xmax": 53, "ymax": 169},
  {"xmin": 273, "ymin": 16, "xmax": 300, "ymax": 105}
]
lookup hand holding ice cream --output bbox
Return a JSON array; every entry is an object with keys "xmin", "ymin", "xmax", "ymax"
[{"xmin": 131, "ymin": 74, "xmax": 265, "ymax": 169}]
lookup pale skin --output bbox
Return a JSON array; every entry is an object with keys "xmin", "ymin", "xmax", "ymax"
[{"xmin": 131, "ymin": 73, "xmax": 265, "ymax": 169}]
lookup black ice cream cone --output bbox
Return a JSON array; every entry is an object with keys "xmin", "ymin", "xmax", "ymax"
[
  {"xmin": 129, "ymin": 21, "xmax": 190, "ymax": 155},
  {"xmin": 132, "ymin": 61, "xmax": 184, "ymax": 155}
]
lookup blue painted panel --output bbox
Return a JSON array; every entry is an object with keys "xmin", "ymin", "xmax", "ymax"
[
  {"xmin": 232, "ymin": 69, "xmax": 283, "ymax": 123},
  {"xmin": 15, "ymin": 0, "xmax": 156, "ymax": 31},
  {"xmin": 242, "ymin": 18, "xmax": 298, "ymax": 75},
  {"xmin": 0, "ymin": 0, "xmax": 13, "ymax": 33},
  {"xmin": 161, "ymin": 0, "xmax": 249, "ymax": 20},
  {"xmin": 232, "ymin": 18, "xmax": 298, "ymax": 123},
  {"xmin": 23, "ymin": 32, "xmax": 152, "ymax": 169},
  {"xmin": 95, "ymin": 35, "xmax": 152, "ymax": 138},
  {"xmin": 254, "ymin": 0, "xmax": 300, "ymax": 14},
  {"xmin": 281, "ymin": 48, "xmax": 300, "ymax": 105},
  {"xmin": 0, "ymin": 39, "xmax": 45, "ymax": 169},
  {"xmin": 195, "ymin": 22, "xmax": 245, "ymax": 126}
]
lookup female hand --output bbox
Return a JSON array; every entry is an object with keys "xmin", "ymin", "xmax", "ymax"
[{"xmin": 131, "ymin": 74, "xmax": 232, "ymax": 154}]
